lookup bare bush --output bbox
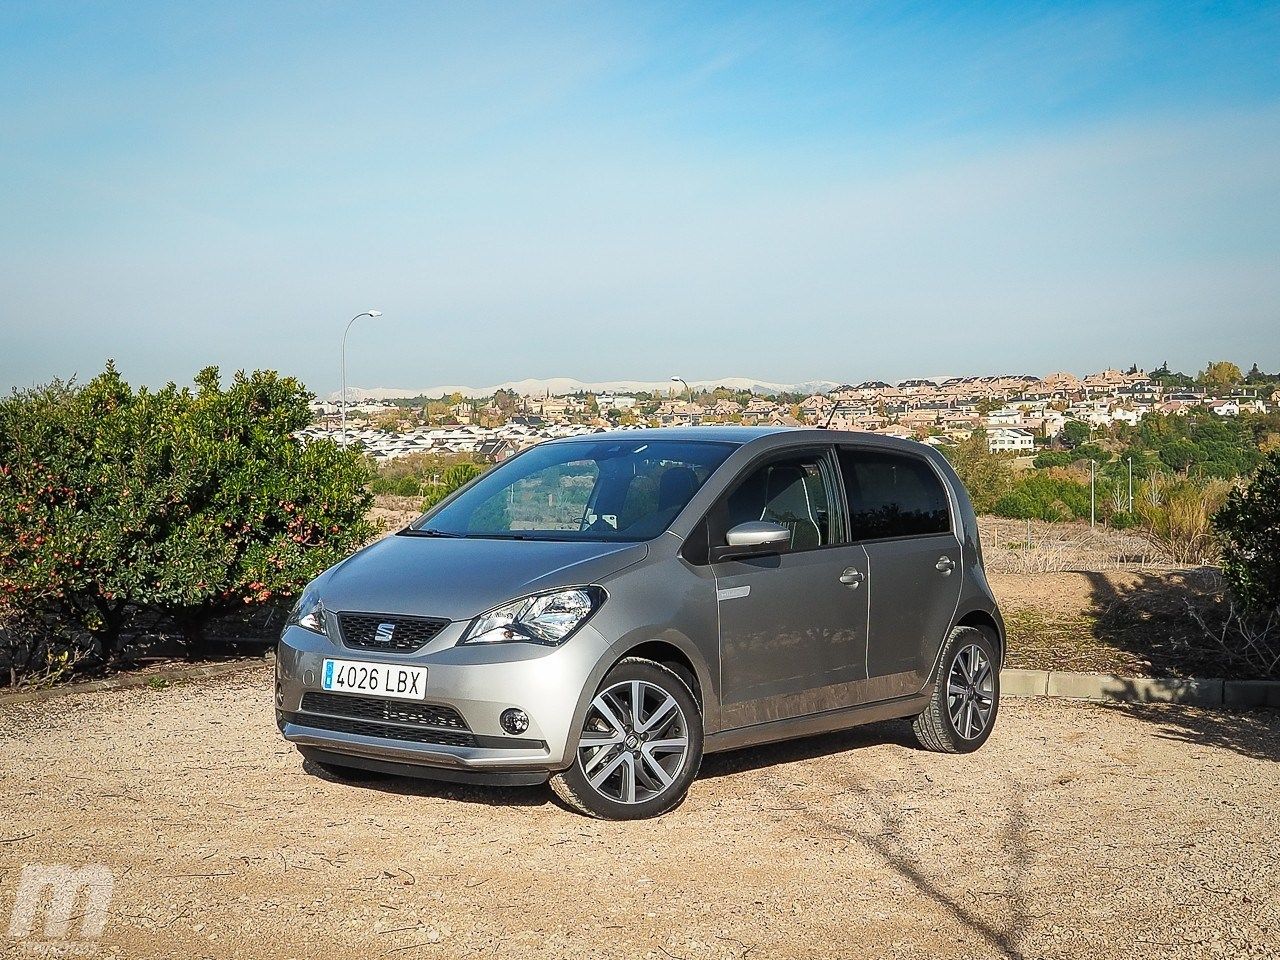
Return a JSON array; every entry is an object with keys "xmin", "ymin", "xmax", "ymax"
[
  {"xmin": 0, "ymin": 608, "xmax": 92, "ymax": 689},
  {"xmin": 1185, "ymin": 600, "xmax": 1280, "ymax": 681}
]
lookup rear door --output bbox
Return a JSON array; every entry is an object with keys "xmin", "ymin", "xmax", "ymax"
[
  {"xmin": 711, "ymin": 448, "xmax": 870, "ymax": 728},
  {"xmin": 836, "ymin": 447, "xmax": 962, "ymax": 698}
]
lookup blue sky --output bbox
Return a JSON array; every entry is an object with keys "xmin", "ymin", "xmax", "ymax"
[{"xmin": 2, "ymin": 1, "xmax": 1278, "ymax": 394}]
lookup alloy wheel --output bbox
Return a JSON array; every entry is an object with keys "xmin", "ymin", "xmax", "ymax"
[
  {"xmin": 946, "ymin": 643, "xmax": 995, "ymax": 740},
  {"xmin": 577, "ymin": 679, "xmax": 690, "ymax": 804}
]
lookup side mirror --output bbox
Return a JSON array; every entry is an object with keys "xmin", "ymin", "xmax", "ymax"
[{"xmin": 711, "ymin": 521, "xmax": 791, "ymax": 562}]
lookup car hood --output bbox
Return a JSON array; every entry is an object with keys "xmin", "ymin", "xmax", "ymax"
[{"xmin": 315, "ymin": 533, "xmax": 649, "ymax": 621}]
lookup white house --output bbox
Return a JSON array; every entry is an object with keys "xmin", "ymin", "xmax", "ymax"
[
  {"xmin": 987, "ymin": 428, "xmax": 1036, "ymax": 454},
  {"xmin": 985, "ymin": 407, "xmax": 1025, "ymax": 426},
  {"xmin": 597, "ymin": 394, "xmax": 637, "ymax": 411}
]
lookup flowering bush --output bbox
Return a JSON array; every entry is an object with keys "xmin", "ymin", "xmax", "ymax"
[{"xmin": 0, "ymin": 362, "xmax": 374, "ymax": 665}]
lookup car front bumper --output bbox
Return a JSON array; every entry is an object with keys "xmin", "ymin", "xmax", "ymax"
[{"xmin": 275, "ymin": 620, "xmax": 609, "ymax": 781}]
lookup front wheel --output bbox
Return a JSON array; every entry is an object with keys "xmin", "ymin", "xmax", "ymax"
[
  {"xmin": 913, "ymin": 626, "xmax": 1000, "ymax": 753},
  {"xmin": 550, "ymin": 658, "xmax": 703, "ymax": 820}
]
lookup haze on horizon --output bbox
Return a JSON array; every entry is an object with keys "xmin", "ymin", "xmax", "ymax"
[{"xmin": 2, "ymin": 2, "xmax": 1278, "ymax": 396}]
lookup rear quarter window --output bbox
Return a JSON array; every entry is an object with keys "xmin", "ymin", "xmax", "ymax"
[{"xmin": 837, "ymin": 448, "xmax": 951, "ymax": 540}]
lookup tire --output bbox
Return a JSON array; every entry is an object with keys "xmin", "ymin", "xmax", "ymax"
[
  {"xmin": 913, "ymin": 626, "xmax": 1000, "ymax": 754},
  {"xmin": 550, "ymin": 658, "xmax": 703, "ymax": 820}
]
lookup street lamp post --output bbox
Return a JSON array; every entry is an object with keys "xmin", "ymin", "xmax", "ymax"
[
  {"xmin": 341, "ymin": 310, "xmax": 383, "ymax": 447},
  {"xmin": 1127, "ymin": 456, "xmax": 1134, "ymax": 513},
  {"xmin": 670, "ymin": 376, "xmax": 692, "ymax": 424},
  {"xmin": 1090, "ymin": 459, "xmax": 1097, "ymax": 529}
]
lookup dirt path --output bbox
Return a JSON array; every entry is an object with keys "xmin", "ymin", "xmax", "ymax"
[{"xmin": 1, "ymin": 667, "xmax": 1277, "ymax": 960}]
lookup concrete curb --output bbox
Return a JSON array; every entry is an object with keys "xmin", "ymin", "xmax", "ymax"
[
  {"xmin": 1002, "ymin": 667, "xmax": 1278, "ymax": 708},
  {"xmin": 0, "ymin": 656, "xmax": 272, "ymax": 708}
]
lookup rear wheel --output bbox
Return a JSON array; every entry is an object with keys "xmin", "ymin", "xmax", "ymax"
[
  {"xmin": 550, "ymin": 658, "xmax": 703, "ymax": 820},
  {"xmin": 913, "ymin": 626, "xmax": 999, "ymax": 753}
]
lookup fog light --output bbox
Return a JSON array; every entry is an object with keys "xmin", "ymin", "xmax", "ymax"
[{"xmin": 500, "ymin": 708, "xmax": 530, "ymax": 736}]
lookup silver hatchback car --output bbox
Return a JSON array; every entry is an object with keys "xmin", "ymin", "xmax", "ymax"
[{"xmin": 276, "ymin": 427, "xmax": 1004, "ymax": 819}]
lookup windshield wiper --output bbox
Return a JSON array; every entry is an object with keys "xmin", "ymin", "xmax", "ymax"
[
  {"xmin": 464, "ymin": 533, "xmax": 569, "ymax": 541},
  {"xmin": 400, "ymin": 527, "xmax": 462, "ymax": 538}
]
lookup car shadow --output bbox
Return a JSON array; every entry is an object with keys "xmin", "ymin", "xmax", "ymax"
[
  {"xmin": 698, "ymin": 718, "xmax": 918, "ymax": 779},
  {"xmin": 301, "ymin": 757, "xmax": 550, "ymax": 807}
]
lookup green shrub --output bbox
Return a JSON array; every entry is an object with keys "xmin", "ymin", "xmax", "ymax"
[
  {"xmin": 372, "ymin": 451, "xmax": 486, "ymax": 504},
  {"xmin": 1107, "ymin": 510, "xmax": 1139, "ymax": 530},
  {"xmin": 371, "ymin": 475, "xmax": 424, "ymax": 497},
  {"xmin": 1215, "ymin": 451, "xmax": 1280, "ymax": 615},
  {"xmin": 421, "ymin": 463, "xmax": 485, "ymax": 511},
  {"xmin": 0, "ymin": 363, "xmax": 375, "ymax": 664},
  {"xmin": 1072, "ymin": 443, "xmax": 1111, "ymax": 464},
  {"xmin": 992, "ymin": 472, "xmax": 1089, "ymax": 522},
  {"xmin": 1032, "ymin": 451, "xmax": 1073, "ymax": 469}
]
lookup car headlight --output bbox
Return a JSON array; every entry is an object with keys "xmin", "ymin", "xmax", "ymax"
[
  {"xmin": 460, "ymin": 587, "xmax": 605, "ymax": 646},
  {"xmin": 286, "ymin": 588, "xmax": 327, "ymax": 636}
]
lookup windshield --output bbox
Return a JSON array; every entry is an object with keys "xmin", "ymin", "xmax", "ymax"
[{"xmin": 410, "ymin": 439, "xmax": 736, "ymax": 542}]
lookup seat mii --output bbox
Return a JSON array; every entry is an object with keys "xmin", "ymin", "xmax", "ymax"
[{"xmin": 276, "ymin": 427, "xmax": 1004, "ymax": 819}]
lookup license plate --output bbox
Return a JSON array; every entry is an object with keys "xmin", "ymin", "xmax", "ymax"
[{"xmin": 321, "ymin": 659, "xmax": 428, "ymax": 701}]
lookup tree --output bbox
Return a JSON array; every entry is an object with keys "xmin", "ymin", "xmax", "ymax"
[
  {"xmin": 372, "ymin": 409, "xmax": 403, "ymax": 432},
  {"xmin": 0, "ymin": 363, "xmax": 375, "ymax": 661},
  {"xmin": 1061, "ymin": 420, "xmax": 1091, "ymax": 449},
  {"xmin": 1198, "ymin": 361, "xmax": 1243, "ymax": 390},
  {"xmin": 939, "ymin": 433, "xmax": 1014, "ymax": 513},
  {"xmin": 1215, "ymin": 450, "xmax": 1280, "ymax": 616},
  {"xmin": 492, "ymin": 389, "xmax": 518, "ymax": 415}
]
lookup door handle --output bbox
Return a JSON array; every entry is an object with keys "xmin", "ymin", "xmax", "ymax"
[
  {"xmin": 839, "ymin": 567, "xmax": 865, "ymax": 587},
  {"xmin": 935, "ymin": 556, "xmax": 955, "ymax": 575}
]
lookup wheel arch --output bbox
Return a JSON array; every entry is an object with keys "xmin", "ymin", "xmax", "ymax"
[
  {"xmin": 617, "ymin": 640, "xmax": 705, "ymax": 711},
  {"xmin": 558, "ymin": 631, "xmax": 719, "ymax": 770},
  {"xmin": 954, "ymin": 608, "xmax": 1005, "ymax": 667}
]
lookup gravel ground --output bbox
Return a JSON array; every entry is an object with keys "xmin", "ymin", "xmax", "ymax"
[{"xmin": 1, "ymin": 666, "xmax": 1277, "ymax": 960}]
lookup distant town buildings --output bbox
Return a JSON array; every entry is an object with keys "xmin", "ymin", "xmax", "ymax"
[{"xmin": 304, "ymin": 366, "xmax": 1272, "ymax": 462}]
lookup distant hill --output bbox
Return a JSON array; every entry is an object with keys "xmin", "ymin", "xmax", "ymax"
[{"xmin": 331, "ymin": 377, "xmax": 841, "ymax": 401}]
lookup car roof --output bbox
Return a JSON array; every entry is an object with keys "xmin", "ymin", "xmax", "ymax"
[
  {"xmin": 549, "ymin": 425, "xmax": 938, "ymax": 454},
  {"xmin": 550, "ymin": 425, "xmax": 786, "ymax": 444}
]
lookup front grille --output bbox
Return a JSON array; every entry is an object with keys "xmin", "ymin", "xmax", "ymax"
[
  {"xmin": 287, "ymin": 711, "xmax": 478, "ymax": 748},
  {"xmin": 337, "ymin": 612, "xmax": 450, "ymax": 652},
  {"xmin": 300, "ymin": 692, "xmax": 468, "ymax": 730}
]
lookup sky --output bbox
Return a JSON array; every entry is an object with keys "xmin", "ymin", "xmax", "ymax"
[{"xmin": 2, "ymin": 1, "xmax": 1278, "ymax": 396}]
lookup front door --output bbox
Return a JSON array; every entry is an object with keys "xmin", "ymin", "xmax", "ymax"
[
  {"xmin": 712, "ymin": 450, "xmax": 870, "ymax": 728},
  {"xmin": 836, "ymin": 447, "xmax": 963, "ymax": 698}
]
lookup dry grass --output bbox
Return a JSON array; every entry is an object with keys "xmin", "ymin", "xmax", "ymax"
[
  {"xmin": 978, "ymin": 516, "xmax": 1175, "ymax": 574},
  {"xmin": 370, "ymin": 493, "xmax": 423, "ymax": 535}
]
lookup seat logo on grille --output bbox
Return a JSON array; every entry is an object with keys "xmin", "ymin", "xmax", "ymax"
[{"xmin": 375, "ymin": 622, "xmax": 396, "ymax": 643}]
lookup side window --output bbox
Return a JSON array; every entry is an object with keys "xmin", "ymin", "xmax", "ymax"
[
  {"xmin": 837, "ymin": 449, "xmax": 950, "ymax": 540},
  {"xmin": 715, "ymin": 453, "xmax": 841, "ymax": 553}
]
